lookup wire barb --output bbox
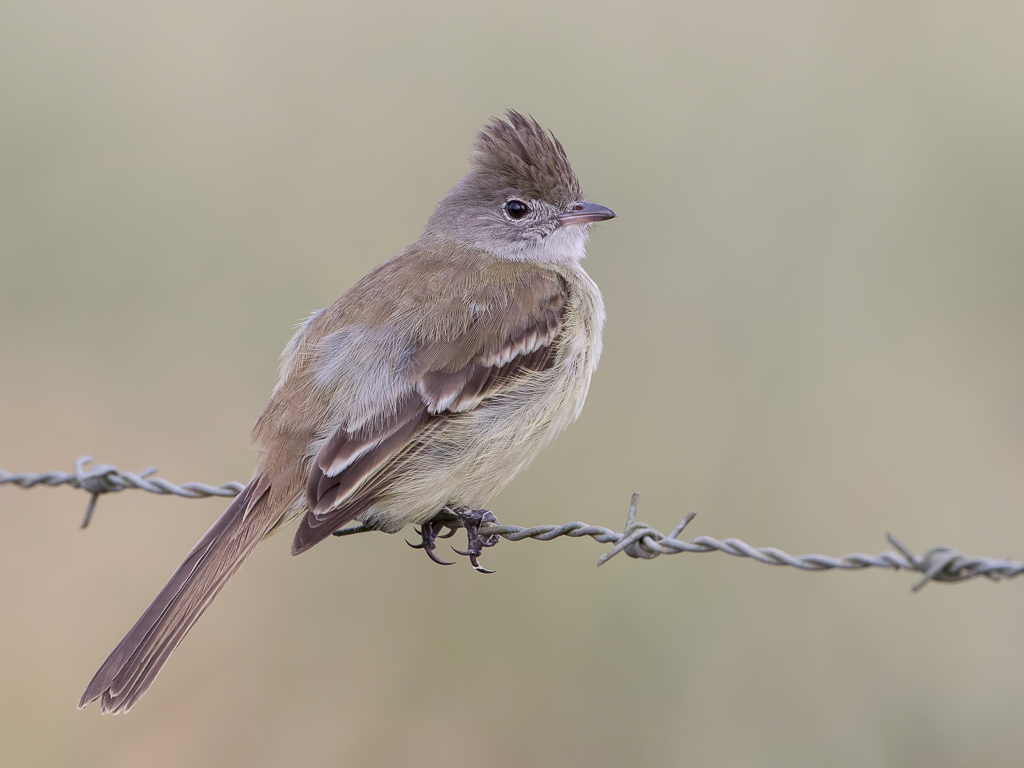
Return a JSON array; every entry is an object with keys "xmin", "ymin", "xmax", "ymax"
[
  {"xmin": 3, "ymin": 456, "xmax": 1023, "ymax": 589},
  {"xmin": 1, "ymin": 455, "xmax": 246, "ymax": 526}
]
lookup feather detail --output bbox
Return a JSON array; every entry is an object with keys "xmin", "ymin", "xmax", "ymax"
[
  {"xmin": 77, "ymin": 479, "xmax": 275, "ymax": 714},
  {"xmin": 289, "ymin": 269, "xmax": 569, "ymax": 554}
]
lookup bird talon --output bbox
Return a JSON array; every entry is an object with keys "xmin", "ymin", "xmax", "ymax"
[
  {"xmin": 409, "ymin": 520, "xmax": 456, "ymax": 565},
  {"xmin": 424, "ymin": 546, "xmax": 455, "ymax": 567},
  {"xmin": 469, "ymin": 554, "xmax": 495, "ymax": 574},
  {"xmin": 410, "ymin": 507, "xmax": 502, "ymax": 572}
]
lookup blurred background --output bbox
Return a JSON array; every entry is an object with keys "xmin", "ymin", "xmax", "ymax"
[{"xmin": 2, "ymin": 1, "xmax": 1023, "ymax": 766}]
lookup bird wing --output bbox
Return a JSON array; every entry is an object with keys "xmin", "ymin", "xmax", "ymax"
[{"xmin": 290, "ymin": 267, "xmax": 568, "ymax": 554}]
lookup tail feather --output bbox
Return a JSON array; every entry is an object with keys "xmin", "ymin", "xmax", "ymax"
[{"xmin": 78, "ymin": 479, "xmax": 272, "ymax": 714}]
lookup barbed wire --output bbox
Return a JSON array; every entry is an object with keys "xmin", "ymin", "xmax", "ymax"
[
  {"xmin": 0, "ymin": 455, "xmax": 246, "ymax": 528},
  {"xmin": 3, "ymin": 456, "xmax": 1021, "ymax": 590}
]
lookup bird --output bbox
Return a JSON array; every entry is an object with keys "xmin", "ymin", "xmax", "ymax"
[{"xmin": 78, "ymin": 111, "xmax": 615, "ymax": 714}]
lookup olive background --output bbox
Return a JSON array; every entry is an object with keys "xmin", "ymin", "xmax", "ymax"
[{"xmin": 2, "ymin": 2, "xmax": 1023, "ymax": 766}]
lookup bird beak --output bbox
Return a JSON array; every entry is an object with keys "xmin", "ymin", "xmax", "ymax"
[{"xmin": 558, "ymin": 201, "xmax": 617, "ymax": 227}]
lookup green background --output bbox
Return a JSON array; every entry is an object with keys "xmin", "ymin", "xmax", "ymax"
[{"xmin": 2, "ymin": 2, "xmax": 1023, "ymax": 766}]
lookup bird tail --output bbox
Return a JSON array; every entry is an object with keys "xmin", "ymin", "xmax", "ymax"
[{"xmin": 78, "ymin": 478, "xmax": 274, "ymax": 714}]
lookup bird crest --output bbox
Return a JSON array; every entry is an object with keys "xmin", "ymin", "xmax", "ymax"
[{"xmin": 472, "ymin": 111, "xmax": 581, "ymax": 207}]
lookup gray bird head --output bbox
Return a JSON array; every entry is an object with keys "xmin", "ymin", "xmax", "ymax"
[{"xmin": 427, "ymin": 111, "xmax": 615, "ymax": 264}]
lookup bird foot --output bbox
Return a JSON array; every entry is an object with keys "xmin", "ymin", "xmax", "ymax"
[
  {"xmin": 406, "ymin": 506, "xmax": 500, "ymax": 573},
  {"xmin": 406, "ymin": 515, "xmax": 459, "ymax": 566}
]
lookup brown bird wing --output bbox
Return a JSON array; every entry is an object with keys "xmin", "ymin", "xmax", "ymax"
[{"xmin": 292, "ymin": 282, "xmax": 567, "ymax": 554}]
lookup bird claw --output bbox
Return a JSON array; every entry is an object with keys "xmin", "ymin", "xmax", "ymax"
[
  {"xmin": 448, "ymin": 507, "xmax": 499, "ymax": 574},
  {"xmin": 467, "ymin": 553, "xmax": 495, "ymax": 574},
  {"xmin": 408, "ymin": 520, "xmax": 456, "ymax": 565},
  {"xmin": 423, "ymin": 545, "xmax": 455, "ymax": 567},
  {"xmin": 412, "ymin": 507, "xmax": 500, "ymax": 573},
  {"xmin": 405, "ymin": 526, "xmax": 427, "ymax": 549}
]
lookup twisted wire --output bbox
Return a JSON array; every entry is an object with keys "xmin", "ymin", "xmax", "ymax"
[
  {"xmin": 3, "ymin": 458, "xmax": 1021, "ymax": 589},
  {"xmin": 1, "ymin": 456, "xmax": 246, "ymax": 527}
]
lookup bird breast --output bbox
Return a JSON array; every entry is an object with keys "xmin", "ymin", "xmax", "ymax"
[{"xmin": 360, "ymin": 263, "xmax": 605, "ymax": 532}]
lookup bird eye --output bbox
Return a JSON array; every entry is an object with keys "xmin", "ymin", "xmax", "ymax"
[{"xmin": 504, "ymin": 200, "xmax": 530, "ymax": 220}]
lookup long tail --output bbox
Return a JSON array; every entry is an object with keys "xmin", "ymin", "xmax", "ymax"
[{"xmin": 78, "ymin": 478, "xmax": 274, "ymax": 714}]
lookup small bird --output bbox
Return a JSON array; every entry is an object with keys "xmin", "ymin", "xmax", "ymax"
[{"xmin": 78, "ymin": 111, "xmax": 615, "ymax": 714}]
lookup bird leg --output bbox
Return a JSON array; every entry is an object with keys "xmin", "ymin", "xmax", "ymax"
[
  {"xmin": 407, "ymin": 506, "xmax": 500, "ymax": 573},
  {"xmin": 448, "ymin": 506, "xmax": 501, "ymax": 574}
]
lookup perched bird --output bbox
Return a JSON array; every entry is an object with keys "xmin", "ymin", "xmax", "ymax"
[{"xmin": 78, "ymin": 111, "xmax": 615, "ymax": 714}]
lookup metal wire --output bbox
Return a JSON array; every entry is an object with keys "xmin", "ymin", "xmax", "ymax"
[
  {"xmin": 0, "ymin": 456, "xmax": 246, "ymax": 528},
  {"xmin": 3, "ymin": 457, "xmax": 1021, "ymax": 590}
]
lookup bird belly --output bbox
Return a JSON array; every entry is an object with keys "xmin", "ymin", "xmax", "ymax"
[{"xmin": 359, "ymin": 321, "xmax": 599, "ymax": 533}]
